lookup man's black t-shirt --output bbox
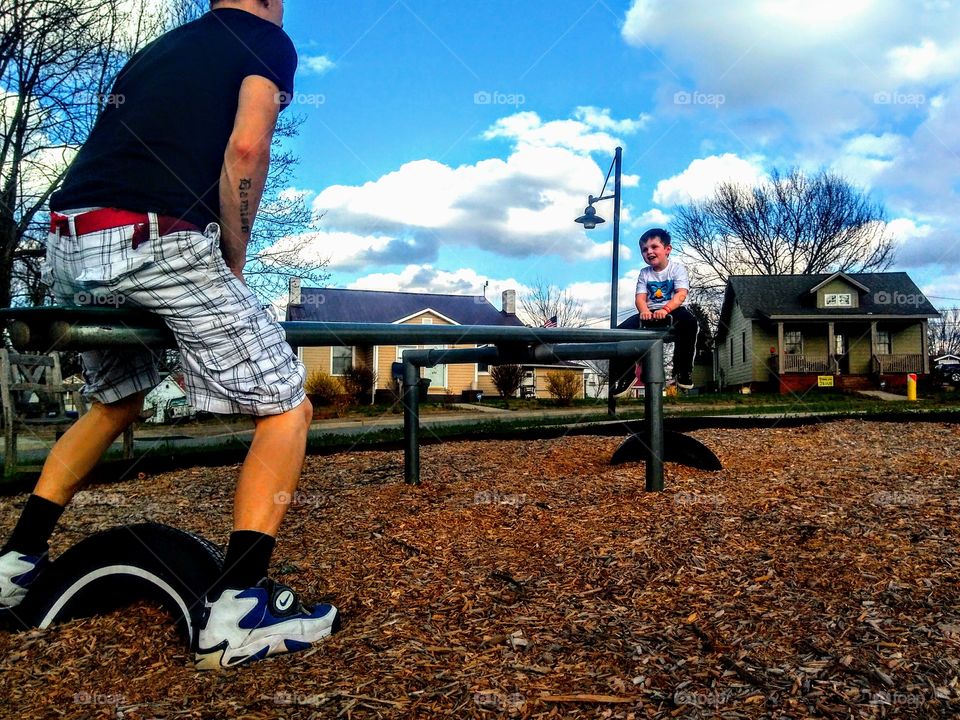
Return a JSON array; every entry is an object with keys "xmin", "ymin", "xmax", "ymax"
[{"xmin": 51, "ymin": 9, "xmax": 297, "ymax": 229}]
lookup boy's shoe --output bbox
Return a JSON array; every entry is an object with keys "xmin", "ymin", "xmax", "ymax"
[
  {"xmin": 609, "ymin": 358, "xmax": 639, "ymax": 397},
  {"xmin": 676, "ymin": 373, "xmax": 694, "ymax": 390},
  {"xmin": 0, "ymin": 549, "xmax": 49, "ymax": 609},
  {"xmin": 194, "ymin": 577, "xmax": 340, "ymax": 670}
]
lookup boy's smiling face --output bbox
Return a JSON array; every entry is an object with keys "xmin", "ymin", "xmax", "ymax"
[{"xmin": 641, "ymin": 236, "xmax": 671, "ymax": 271}]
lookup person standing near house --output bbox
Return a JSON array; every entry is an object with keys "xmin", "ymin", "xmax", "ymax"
[
  {"xmin": 0, "ymin": 0, "xmax": 340, "ymax": 670},
  {"xmin": 629, "ymin": 228, "xmax": 699, "ymax": 389}
]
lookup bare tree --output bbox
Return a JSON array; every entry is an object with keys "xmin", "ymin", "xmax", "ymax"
[
  {"xmin": 519, "ymin": 278, "xmax": 586, "ymax": 328},
  {"xmin": 1, "ymin": 0, "xmax": 168, "ymax": 310},
  {"xmin": 929, "ymin": 307, "xmax": 960, "ymax": 358},
  {"xmin": 2, "ymin": 0, "xmax": 326, "ymax": 311},
  {"xmin": 671, "ymin": 169, "xmax": 896, "ymax": 297}
]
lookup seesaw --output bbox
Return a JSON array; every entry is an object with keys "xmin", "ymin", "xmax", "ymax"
[{"xmin": 1, "ymin": 306, "xmax": 720, "ymax": 641}]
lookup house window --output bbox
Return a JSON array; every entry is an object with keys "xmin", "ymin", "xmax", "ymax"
[
  {"xmin": 331, "ymin": 346, "xmax": 353, "ymax": 376},
  {"xmin": 396, "ymin": 345, "xmax": 416, "ymax": 362},
  {"xmin": 784, "ymin": 331, "xmax": 802, "ymax": 355},
  {"xmin": 741, "ymin": 331, "xmax": 747, "ymax": 363},
  {"xmin": 421, "ymin": 318, "xmax": 433, "ymax": 324},
  {"xmin": 876, "ymin": 330, "xmax": 892, "ymax": 355},
  {"xmin": 824, "ymin": 293, "xmax": 852, "ymax": 307}
]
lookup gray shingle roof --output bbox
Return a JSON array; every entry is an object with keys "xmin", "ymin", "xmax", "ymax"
[
  {"xmin": 719, "ymin": 272, "xmax": 939, "ymax": 336},
  {"xmin": 287, "ymin": 287, "xmax": 525, "ymax": 326}
]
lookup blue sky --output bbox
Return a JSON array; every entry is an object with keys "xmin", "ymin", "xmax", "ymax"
[{"xmin": 272, "ymin": 0, "xmax": 960, "ymax": 323}]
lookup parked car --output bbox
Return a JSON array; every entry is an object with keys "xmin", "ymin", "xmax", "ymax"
[{"xmin": 936, "ymin": 362, "xmax": 960, "ymax": 384}]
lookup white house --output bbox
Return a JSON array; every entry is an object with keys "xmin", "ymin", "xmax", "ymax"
[{"xmin": 143, "ymin": 376, "xmax": 195, "ymax": 424}]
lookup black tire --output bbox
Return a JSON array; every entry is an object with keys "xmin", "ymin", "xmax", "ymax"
[
  {"xmin": 3, "ymin": 523, "xmax": 222, "ymax": 648},
  {"xmin": 951, "ymin": 372, "xmax": 960, "ymax": 384}
]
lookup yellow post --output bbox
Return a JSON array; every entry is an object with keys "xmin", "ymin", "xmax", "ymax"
[{"xmin": 907, "ymin": 373, "xmax": 917, "ymax": 401}]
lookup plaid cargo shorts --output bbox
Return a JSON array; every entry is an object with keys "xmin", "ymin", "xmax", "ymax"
[{"xmin": 42, "ymin": 208, "xmax": 306, "ymax": 416}]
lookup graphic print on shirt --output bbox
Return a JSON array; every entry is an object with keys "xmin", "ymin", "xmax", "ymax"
[{"xmin": 646, "ymin": 280, "xmax": 675, "ymax": 304}]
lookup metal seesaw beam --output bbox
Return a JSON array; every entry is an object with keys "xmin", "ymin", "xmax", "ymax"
[{"xmin": 1, "ymin": 307, "xmax": 674, "ymax": 490}]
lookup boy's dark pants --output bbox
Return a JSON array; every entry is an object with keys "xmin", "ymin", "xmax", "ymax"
[{"xmin": 617, "ymin": 306, "xmax": 699, "ymax": 378}]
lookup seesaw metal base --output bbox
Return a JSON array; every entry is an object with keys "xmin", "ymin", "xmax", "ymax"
[{"xmin": 611, "ymin": 430, "xmax": 723, "ymax": 471}]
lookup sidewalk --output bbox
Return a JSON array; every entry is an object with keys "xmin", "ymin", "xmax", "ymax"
[{"xmin": 2, "ymin": 404, "xmax": 619, "ymax": 468}]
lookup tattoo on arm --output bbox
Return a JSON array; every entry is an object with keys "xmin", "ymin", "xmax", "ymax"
[{"xmin": 239, "ymin": 178, "xmax": 252, "ymax": 234}]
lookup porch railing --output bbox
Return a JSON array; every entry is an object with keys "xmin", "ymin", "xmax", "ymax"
[
  {"xmin": 781, "ymin": 354, "xmax": 832, "ymax": 373},
  {"xmin": 874, "ymin": 353, "xmax": 924, "ymax": 374}
]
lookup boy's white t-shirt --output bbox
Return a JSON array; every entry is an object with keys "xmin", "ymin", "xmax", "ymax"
[{"xmin": 635, "ymin": 260, "xmax": 690, "ymax": 310}]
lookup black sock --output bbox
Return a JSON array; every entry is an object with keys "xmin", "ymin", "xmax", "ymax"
[
  {"xmin": 3, "ymin": 495, "xmax": 65, "ymax": 556},
  {"xmin": 214, "ymin": 530, "xmax": 276, "ymax": 595}
]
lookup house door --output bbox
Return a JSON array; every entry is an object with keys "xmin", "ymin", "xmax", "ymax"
[
  {"xmin": 834, "ymin": 333, "xmax": 849, "ymax": 374},
  {"xmin": 423, "ymin": 346, "xmax": 447, "ymax": 389}
]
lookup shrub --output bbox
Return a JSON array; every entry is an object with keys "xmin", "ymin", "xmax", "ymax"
[
  {"xmin": 341, "ymin": 364, "xmax": 377, "ymax": 404},
  {"xmin": 545, "ymin": 370, "xmax": 580, "ymax": 406},
  {"xmin": 490, "ymin": 364, "xmax": 525, "ymax": 398},
  {"xmin": 305, "ymin": 371, "xmax": 342, "ymax": 405}
]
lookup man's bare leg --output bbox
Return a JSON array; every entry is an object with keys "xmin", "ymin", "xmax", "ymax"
[
  {"xmin": 33, "ymin": 391, "xmax": 147, "ymax": 506},
  {"xmin": 232, "ymin": 398, "xmax": 313, "ymax": 536}
]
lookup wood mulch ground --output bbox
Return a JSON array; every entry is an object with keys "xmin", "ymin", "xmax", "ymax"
[{"xmin": 0, "ymin": 420, "xmax": 958, "ymax": 719}]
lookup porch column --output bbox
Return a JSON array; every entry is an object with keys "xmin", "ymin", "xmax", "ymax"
[
  {"xmin": 827, "ymin": 321, "xmax": 835, "ymax": 374},
  {"xmin": 870, "ymin": 321, "xmax": 878, "ymax": 374},
  {"xmin": 921, "ymin": 320, "xmax": 930, "ymax": 374},
  {"xmin": 777, "ymin": 322, "xmax": 785, "ymax": 374}
]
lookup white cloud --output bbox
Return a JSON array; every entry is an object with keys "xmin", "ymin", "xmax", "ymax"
[
  {"xmin": 635, "ymin": 208, "xmax": 672, "ymax": 227},
  {"xmin": 831, "ymin": 132, "xmax": 905, "ymax": 188},
  {"xmin": 300, "ymin": 107, "xmax": 649, "ymax": 268},
  {"xmin": 483, "ymin": 106, "xmax": 649, "ymax": 156},
  {"xmin": 652, "ymin": 153, "xmax": 765, "ymax": 207},
  {"xmin": 271, "ymin": 230, "xmax": 395, "ymax": 273},
  {"xmin": 888, "ymin": 39, "xmax": 960, "ymax": 83},
  {"xmin": 349, "ymin": 265, "xmax": 526, "ymax": 302},
  {"xmin": 620, "ymin": 0, "xmax": 960, "ymax": 133},
  {"xmin": 301, "ymin": 55, "xmax": 335, "ymax": 75},
  {"xmin": 920, "ymin": 272, "xmax": 960, "ymax": 310}
]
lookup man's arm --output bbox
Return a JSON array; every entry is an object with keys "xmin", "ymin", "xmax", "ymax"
[{"xmin": 219, "ymin": 75, "xmax": 282, "ymax": 280}]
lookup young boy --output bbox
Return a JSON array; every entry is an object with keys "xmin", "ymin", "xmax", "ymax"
[{"xmin": 633, "ymin": 228, "xmax": 698, "ymax": 389}]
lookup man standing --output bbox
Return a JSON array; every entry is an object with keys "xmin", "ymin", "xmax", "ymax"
[{"xmin": 0, "ymin": 0, "xmax": 339, "ymax": 670}]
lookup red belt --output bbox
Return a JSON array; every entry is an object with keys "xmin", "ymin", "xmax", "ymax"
[{"xmin": 50, "ymin": 208, "xmax": 200, "ymax": 249}]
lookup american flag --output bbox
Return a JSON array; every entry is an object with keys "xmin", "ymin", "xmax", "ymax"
[{"xmin": 542, "ymin": 315, "xmax": 557, "ymax": 328}]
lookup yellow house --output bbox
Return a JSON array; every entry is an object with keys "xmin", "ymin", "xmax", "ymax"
[{"xmin": 287, "ymin": 286, "xmax": 548, "ymax": 400}]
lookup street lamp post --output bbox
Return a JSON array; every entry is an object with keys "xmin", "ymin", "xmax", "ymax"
[{"xmin": 575, "ymin": 146, "xmax": 622, "ymax": 416}]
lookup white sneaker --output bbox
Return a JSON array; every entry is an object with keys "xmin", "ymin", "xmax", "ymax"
[
  {"xmin": 194, "ymin": 577, "xmax": 339, "ymax": 670},
  {"xmin": 0, "ymin": 549, "xmax": 48, "ymax": 609}
]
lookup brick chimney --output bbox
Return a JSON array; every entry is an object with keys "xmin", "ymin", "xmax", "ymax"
[
  {"xmin": 288, "ymin": 276, "xmax": 302, "ymax": 305},
  {"xmin": 502, "ymin": 289, "xmax": 516, "ymax": 315}
]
